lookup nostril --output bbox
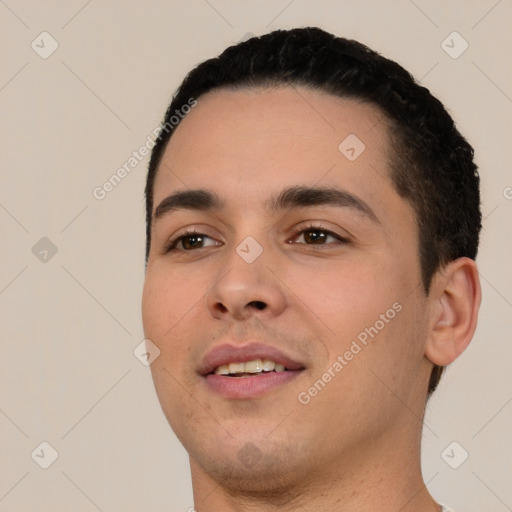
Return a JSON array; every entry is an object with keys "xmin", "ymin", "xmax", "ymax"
[{"xmin": 250, "ymin": 301, "xmax": 266, "ymax": 310}]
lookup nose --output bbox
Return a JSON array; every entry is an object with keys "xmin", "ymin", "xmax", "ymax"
[{"xmin": 204, "ymin": 246, "xmax": 287, "ymax": 322}]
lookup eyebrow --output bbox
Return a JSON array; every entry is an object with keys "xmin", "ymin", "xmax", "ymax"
[{"xmin": 153, "ymin": 186, "xmax": 379, "ymax": 223}]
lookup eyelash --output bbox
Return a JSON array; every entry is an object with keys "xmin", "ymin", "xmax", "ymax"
[{"xmin": 164, "ymin": 224, "xmax": 349, "ymax": 253}]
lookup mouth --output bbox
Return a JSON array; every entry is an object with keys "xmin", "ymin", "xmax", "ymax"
[
  {"xmin": 199, "ymin": 343, "xmax": 306, "ymax": 398},
  {"xmin": 211, "ymin": 358, "xmax": 289, "ymax": 377}
]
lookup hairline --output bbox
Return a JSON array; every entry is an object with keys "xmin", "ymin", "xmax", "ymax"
[{"xmin": 146, "ymin": 83, "xmax": 429, "ymax": 286}]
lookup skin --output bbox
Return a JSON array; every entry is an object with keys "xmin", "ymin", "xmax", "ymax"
[{"xmin": 142, "ymin": 87, "xmax": 481, "ymax": 512}]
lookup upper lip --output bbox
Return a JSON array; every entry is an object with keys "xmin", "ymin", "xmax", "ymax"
[{"xmin": 198, "ymin": 342, "xmax": 305, "ymax": 375}]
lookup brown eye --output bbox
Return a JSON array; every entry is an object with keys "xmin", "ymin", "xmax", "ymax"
[
  {"xmin": 165, "ymin": 231, "xmax": 220, "ymax": 253},
  {"xmin": 302, "ymin": 229, "xmax": 329, "ymax": 244},
  {"xmin": 293, "ymin": 227, "xmax": 345, "ymax": 246},
  {"xmin": 181, "ymin": 234, "xmax": 206, "ymax": 250}
]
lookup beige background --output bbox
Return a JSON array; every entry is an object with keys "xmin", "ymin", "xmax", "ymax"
[{"xmin": 1, "ymin": 1, "xmax": 511, "ymax": 511}]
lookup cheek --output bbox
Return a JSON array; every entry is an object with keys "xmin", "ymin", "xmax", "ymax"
[
  {"xmin": 142, "ymin": 269, "xmax": 201, "ymax": 424},
  {"xmin": 142, "ymin": 270, "xmax": 204, "ymax": 389},
  {"xmin": 287, "ymin": 259, "xmax": 394, "ymax": 338},
  {"xmin": 286, "ymin": 254, "xmax": 420, "ymax": 390},
  {"xmin": 142, "ymin": 265, "xmax": 205, "ymax": 340}
]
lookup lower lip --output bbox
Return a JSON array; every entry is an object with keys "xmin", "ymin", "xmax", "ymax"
[{"xmin": 204, "ymin": 370, "xmax": 303, "ymax": 399}]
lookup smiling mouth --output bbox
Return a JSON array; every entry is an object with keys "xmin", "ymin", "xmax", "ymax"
[
  {"xmin": 204, "ymin": 354, "xmax": 305, "ymax": 398},
  {"xmin": 210, "ymin": 359, "xmax": 295, "ymax": 377}
]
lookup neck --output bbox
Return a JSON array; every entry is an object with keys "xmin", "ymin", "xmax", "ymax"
[{"xmin": 189, "ymin": 425, "xmax": 440, "ymax": 512}]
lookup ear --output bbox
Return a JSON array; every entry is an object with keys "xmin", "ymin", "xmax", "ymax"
[{"xmin": 425, "ymin": 257, "xmax": 481, "ymax": 366}]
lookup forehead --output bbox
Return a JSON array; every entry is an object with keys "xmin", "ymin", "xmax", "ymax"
[{"xmin": 153, "ymin": 86, "xmax": 395, "ymax": 212}]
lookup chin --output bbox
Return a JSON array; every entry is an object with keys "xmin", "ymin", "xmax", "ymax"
[{"xmin": 190, "ymin": 446, "xmax": 302, "ymax": 497}]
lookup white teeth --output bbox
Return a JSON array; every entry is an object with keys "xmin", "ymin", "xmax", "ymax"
[
  {"xmin": 214, "ymin": 364, "xmax": 230, "ymax": 375},
  {"xmin": 261, "ymin": 359, "xmax": 275, "ymax": 372},
  {"xmin": 244, "ymin": 359, "xmax": 262, "ymax": 373},
  {"xmin": 213, "ymin": 359, "xmax": 286, "ymax": 375},
  {"xmin": 228, "ymin": 362, "xmax": 245, "ymax": 374}
]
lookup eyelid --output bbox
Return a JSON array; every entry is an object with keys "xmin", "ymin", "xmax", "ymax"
[
  {"xmin": 289, "ymin": 221, "xmax": 351, "ymax": 244},
  {"xmin": 164, "ymin": 227, "xmax": 221, "ymax": 253},
  {"xmin": 163, "ymin": 222, "xmax": 350, "ymax": 253}
]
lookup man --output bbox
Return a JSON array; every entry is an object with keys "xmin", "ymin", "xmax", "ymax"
[{"xmin": 141, "ymin": 28, "xmax": 481, "ymax": 511}]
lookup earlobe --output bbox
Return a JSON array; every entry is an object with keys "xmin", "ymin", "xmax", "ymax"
[{"xmin": 425, "ymin": 257, "xmax": 481, "ymax": 367}]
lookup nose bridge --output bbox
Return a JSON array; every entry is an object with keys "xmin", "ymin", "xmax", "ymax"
[
  {"xmin": 223, "ymin": 212, "xmax": 271, "ymax": 275},
  {"xmin": 205, "ymin": 230, "xmax": 287, "ymax": 320}
]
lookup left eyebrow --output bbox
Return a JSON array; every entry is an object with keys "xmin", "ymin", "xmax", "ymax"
[
  {"xmin": 153, "ymin": 185, "xmax": 379, "ymax": 224},
  {"xmin": 266, "ymin": 185, "xmax": 380, "ymax": 224}
]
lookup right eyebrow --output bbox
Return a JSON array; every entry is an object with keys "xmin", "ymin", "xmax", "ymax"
[{"xmin": 153, "ymin": 189, "xmax": 224, "ymax": 222}]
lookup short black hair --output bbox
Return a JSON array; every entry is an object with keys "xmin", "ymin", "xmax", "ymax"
[{"xmin": 145, "ymin": 27, "xmax": 481, "ymax": 395}]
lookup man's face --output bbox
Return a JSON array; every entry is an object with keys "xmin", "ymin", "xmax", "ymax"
[{"xmin": 142, "ymin": 87, "xmax": 433, "ymax": 490}]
